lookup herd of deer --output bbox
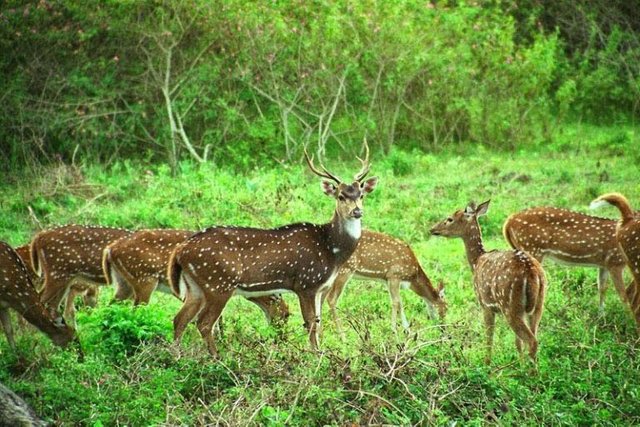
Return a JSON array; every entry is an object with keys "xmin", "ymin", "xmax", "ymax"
[{"xmin": 1, "ymin": 146, "xmax": 639, "ymax": 365}]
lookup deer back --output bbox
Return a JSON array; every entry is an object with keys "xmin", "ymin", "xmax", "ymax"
[
  {"xmin": 105, "ymin": 229, "xmax": 192, "ymax": 284},
  {"xmin": 32, "ymin": 225, "xmax": 132, "ymax": 284},
  {"xmin": 504, "ymin": 207, "xmax": 623, "ymax": 267}
]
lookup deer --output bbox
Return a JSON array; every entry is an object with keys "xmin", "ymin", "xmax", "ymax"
[
  {"xmin": 167, "ymin": 143, "xmax": 378, "ymax": 356},
  {"xmin": 590, "ymin": 193, "xmax": 640, "ymax": 325},
  {"xmin": 15, "ymin": 244, "xmax": 100, "ymax": 323},
  {"xmin": 503, "ymin": 207, "xmax": 627, "ymax": 313},
  {"xmin": 324, "ymin": 229, "xmax": 446, "ymax": 335},
  {"xmin": 430, "ymin": 200, "xmax": 546, "ymax": 364},
  {"xmin": 0, "ymin": 241, "xmax": 76, "ymax": 350},
  {"xmin": 103, "ymin": 229, "xmax": 290, "ymax": 323},
  {"xmin": 31, "ymin": 224, "xmax": 132, "ymax": 325}
]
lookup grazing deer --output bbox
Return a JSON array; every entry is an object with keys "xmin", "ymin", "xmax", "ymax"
[
  {"xmin": 168, "ymin": 143, "xmax": 378, "ymax": 356},
  {"xmin": 431, "ymin": 200, "xmax": 546, "ymax": 363},
  {"xmin": 16, "ymin": 244, "xmax": 100, "ymax": 322},
  {"xmin": 503, "ymin": 207, "xmax": 627, "ymax": 313},
  {"xmin": 590, "ymin": 193, "xmax": 640, "ymax": 325},
  {"xmin": 0, "ymin": 241, "xmax": 76, "ymax": 349},
  {"xmin": 324, "ymin": 230, "xmax": 446, "ymax": 334},
  {"xmin": 31, "ymin": 225, "xmax": 132, "ymax": 324},
  {"xmin": 103, "ymin": 229, "xmax": 289, "ymax": 322}
]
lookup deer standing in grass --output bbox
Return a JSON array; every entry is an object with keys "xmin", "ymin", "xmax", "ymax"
[
  {"xmin": 324, "ymin": 230, "xmax": 446, "ymax": 334},
  {"xmin": 431, "ymin": 201, "xmax": 546, "ymax": 363},
  {"xmin": 0, "ymin": 241, "xmax": 76, "ymax": 349},
  {"xmin": 590, "ymin": 193, "xmax": 640, "ymax": 325},
  {"xmin": 503, "ymin": 207, "xmax": 627, "ymax": 313},
  {"xmin": 16, "ymin": 244, "xmax": 100, "ymax": 322},
  {"xmin": 32, "ymin": 225, "xmax": 132, "ymax": 324},
  {"xmin": 103, "ymin": 229, "xmax": 290, "ymax": 322},
  {"xmin": 167, "ymin": 144, "xmax": 378, "ymax": 356}
]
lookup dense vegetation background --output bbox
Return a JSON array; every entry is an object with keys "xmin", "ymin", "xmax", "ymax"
[{"xmin": 0, "ymin": 0, "xmax": 639, "ymax": 425}]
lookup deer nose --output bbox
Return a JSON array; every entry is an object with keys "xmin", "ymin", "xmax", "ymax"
[{"xmin": 352, "ymin": 208, "xmax": 363, "ymax": 219}]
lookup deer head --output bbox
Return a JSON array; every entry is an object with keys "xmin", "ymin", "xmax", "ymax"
[
  {"xmin": 305, "ymin": 140, "xmax": 378, "ymax": 223},
  {"xmin": 430, "ymin": 200, "xmax": 490, "ymax": 238}
]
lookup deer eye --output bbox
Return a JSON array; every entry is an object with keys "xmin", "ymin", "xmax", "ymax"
[
  {"xmin": 338, "ymin": 195, "xmax": 345, "ymax": 201},
  {"xmin": 446, "ymin": 217, "xmax": 453, "ymax": 223}
]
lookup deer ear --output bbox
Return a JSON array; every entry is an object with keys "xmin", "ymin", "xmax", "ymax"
[
  {"xmin": 361, "ymin": 176, "xmax": 378, "ymax": 194},
  {"xmin": 476, "ymin": 199, "xmax": 490, "ymax": 216},
  {"xmin": 321, "ymin": 180, "xmax": 337, "ymax": 197},
  {"xmin": 53, "ymin": 316, "xmax": 67, "ymax": 328},
  {"xmin": 464, "ymin": 203, "xmax": 476, "ymax": 217},
  {"xmin": 438, "ymin": 281, "xmax": 445, "ymax": 298}
]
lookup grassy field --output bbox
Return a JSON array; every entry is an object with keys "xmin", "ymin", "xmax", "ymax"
[{"xmin": 1, "ymin": 124, "xmax": 640, "ymax": 425}]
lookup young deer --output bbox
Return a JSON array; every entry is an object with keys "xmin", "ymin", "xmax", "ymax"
[
  {"xmin": 103, "ymin": 229, "xmax": 289, "ymax": 322},
  {"xmin": 324, "ymin": 230, "xmax": 446, "ymax": 334},
  {"xmin": 16, "ymin": 244, "xmax": 100, "ymax": 322},
  {"xmin": 168, "ymin": 144, "xmax": 378, "ymax": 356},
  {"xmin": 0, "ymin": 241, "xmax": 76, "ymax": 349},
  {"xmin": 590, "ymin": 193, "xmax": 640, "ymax": 325},
  {"xmin": 32, "ymin": 225, "xmax": 132, "ymax": 324},
  {"xmin": 431, "ymin": 201, "xmax": 546, "ymax": 363},
  {"xmin": 503, "ymin": 207, "xmax": 627, "ymax": 312}
]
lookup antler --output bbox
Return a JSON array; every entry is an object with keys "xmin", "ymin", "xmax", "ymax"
[
  {"xmin": 353, "ymin": 138, "xmax": 371, "ymax": 182},
  {"xmin": 304, "ymin": 148, "xmax": 343, "ymax": 184}
]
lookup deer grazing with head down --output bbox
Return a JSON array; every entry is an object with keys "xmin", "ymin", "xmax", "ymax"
[
  {"xmin": 503, "ymin": 207, "xmax": 627, "ymax": 313},
  {"xmin": 431, "ymin": 200, "xmax": 546, "ymax": 363},
  {"xmin": 0, "ymin": 241, "xmax": 76, "ymax": 349},
  {"xmin": 324, "ymin": 230, "xmax": 446, "ymax": 334},
  {"xmin": 590, "ymin": 193, "xmax": 640, "ymax": 325},
  {"xmin": 31, "ymin": 225, "xmax": 132, "ymax": 324},
  {"xmin": 167, "ymin": 143, "xmax": 378, "ymax": 356},
  {"xmin": 16, "ymin": 244, "xmax": 100, "ymax": 323},
  {"xmin": 103, "ymin": 229, "xmax": 290, "ymax": 323}
]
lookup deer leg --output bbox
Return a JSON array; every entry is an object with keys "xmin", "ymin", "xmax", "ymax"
[
  {"xmin": 40, "ymin": 277, "xmax": 71, "ymax": 320},
  {"xmin": 483, "ymin": 309, "xmax": 496, "ymax": 364},
  {"xmin": 63, "ymin": 287, "xmax": 79, "ymax": 329},
  {"xmin": 298, "ymin": 292, "xmax": 319, "ymax": 350},
  {"xmin": 196, "ymin": 292, "xmax": 232, "ymax": 357},
  {"xmin": 133, "ymin": 278, "xmax": 158, "ymax": 306},
  {"xmin": 387, "ymin": 278, "xmax": 407, "ymax": 331},
  {"xmin": 325, "ymin": 270, "xmax": 351, "ymax": 340},
  {"xmin": 608, "ymin": 266, "xmax": 628, "ymax": 307},
  {"xmin": 173, "ymin": 291, "xmax": 205, "ymax": 347},
  {"xmin": 111, "ymin": 266, "xmax": 134, "ymax": 303},
  {"xmin": 597, "ymin": 268, "xmax": 610, "ymax": 314},
  {"xmin": 0, "ymin": 307, "xmax": 16, "ymax": 350}
]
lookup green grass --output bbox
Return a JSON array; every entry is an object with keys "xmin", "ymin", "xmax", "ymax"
[{"xmin": 1, "ymin": 124, "xmax": 640, "ymax": 425}]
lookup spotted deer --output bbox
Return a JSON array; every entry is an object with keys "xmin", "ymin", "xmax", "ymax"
[
  {"xmin": 590, "ymin": 193, "xmax": 640, "ymax": 325},
  {"xmin": 16, "ymin": 244, "xmax": 100, "ymax": 323},
  {"xmin": 324, "ymin": 230, "xmax": 446, "ymax": 334},
  {"xmin": 431, "ymin": 200, "xmax": 546, "ymax": 363},
  {"xmin": 31, "ymin": 225, "xmax": 132, "ymax": 324},
  {"xmin": 503, "ymin": 207, "xmax": 627, "ymax": 313},
  {"xmin": 0, "ymin": 241, "xmax": 76, "ymax": 349},
  {"xmin": 103, "ymin": 229, "xmax": 289, "ymax": 322},
  {"xmin": 167, "ymin": 144, "xmax": 378, "ymax": 356}
]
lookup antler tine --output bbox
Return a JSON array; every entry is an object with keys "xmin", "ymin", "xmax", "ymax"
[
  {"xmin": 304, "ymin": 148, "xmax": 342, "ymax": 184},
  {"xmin": 354, "ymin": 138, "xmax": 371, "ymax": 182}
]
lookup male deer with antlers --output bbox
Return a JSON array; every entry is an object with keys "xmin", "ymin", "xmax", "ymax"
[
  {"xmin": 103, "ymin": 229, "xmax": 290, "ymax": 322},
  {"xmin": 503, "ymin": 207, "xmax": 627, "ymax": 313},
  {"xmin": 431, "ymin": 200, "xmax": 546, "ymax": 363},
  {"xmin": 32, "ymin": 225, "xmax": 132, "ymax": 324},
  {"xmin": 590, "ymin": 193, "xmax": 640, "ymax": 325},
  {"xmin": 168, "ymin": 143, "xmax": 378, "ymax": 356},
  {"xmin": 0, "ymin": 241, "xmax": 76, "ymax": 349},
  {"xmin": 324, "ymin": 230, "xmax": 446, "ymax": 334}
]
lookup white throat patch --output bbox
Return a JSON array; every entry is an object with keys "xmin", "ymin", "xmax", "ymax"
[{"xmin": 344, "ymin": 218, "xmax": 362, "ymax": 240}]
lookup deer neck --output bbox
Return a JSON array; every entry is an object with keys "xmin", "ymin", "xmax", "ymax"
[
  {"xmin": 20, "ymin": 305, "xmax": 60, "ymax": 337},
  {"xmin": 461, "ymin": 223, "xmax": 486, "ymax": 272},
  {"xmin": 327, "ymin": 213, "xmax": 361, "ymax": 264}
]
